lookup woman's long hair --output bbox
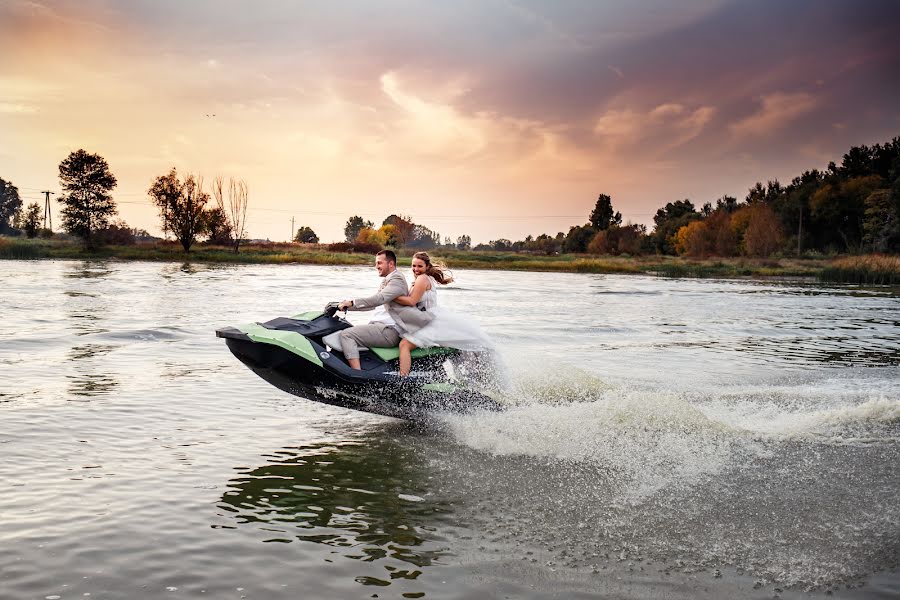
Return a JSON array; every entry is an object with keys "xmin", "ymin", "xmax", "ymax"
[{"xmin": 414, "ymin": 251, "xmax": 453, "ymax": 285}]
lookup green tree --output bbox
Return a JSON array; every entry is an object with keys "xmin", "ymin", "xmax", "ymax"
[
  {"xmin": 57, "ymin": 149, "xmax": 118, "ymax": 248},
  {"xmin": 11, "ymin": 205, "xmax": 25, "ymax": 232},
  {"xmin": 344, "ymin": 215, "xmax": 373, "ymax": 243},
  {"xmin": 456, "ymin": 234, "xmax": 471, "ymax": 250},
  {"xmin": 651, "ymin": 199, "xmax": 700, "ymax": 254},
  {"xmin": 531, "ymin": 233, "xmax": 562, "ymax": 255},
  {"xmin": 745, "ymin": 180, "xmax": 783, "ymax": 205},
  {"xmin": 294, "ymin": 226, "xmax": 319, "ymax": 243},
  {"xmin": 406, "ymin": 223, "xmax": 440, "ymax": 249},
  {"xmin": 810, "ymin": 175, "xmax": 880, "ymax": 252},
  {"xmin": 97, "ymin": 218, "xmax": 137, "ymax": 245},
  {"xmin": 589, "ymin": 194, "xmax": 622, "ymax": 230},
  {"xmin": 715, "ymin": 195, "xmax": 739, "ymax": 213},
  {"xmin": 588, "ymin": 224, "xmax": 646, "ymax": 256},
  {"xmin": 148, "ymin": 169, "xmax": 208, "ymax": 252},
  {"xmin": 863, "ymin": 190, "xmax": 900, "ymax": 252},
  {"xmin": 23, "ymin": 202, "xmax": 42, "ymax": 238},
  {"xmin": 201, "ymin": 206, "xmax": 233, "ymax": 245},
  {"xmin": 777, "ymin": 171, "xmax": 822, "ymax": 255},
  {"xmin": 0, "ymin": 177, "xmax": 22, "ymax": 234},
  {"xmin": 562, "ymin": 224, "xmax": 597, "ymax": 253}
]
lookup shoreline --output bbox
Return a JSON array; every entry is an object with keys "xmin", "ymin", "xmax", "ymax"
[{"xmin": 1, "ymin": 238, "xmax": 898, "ymax": 283}]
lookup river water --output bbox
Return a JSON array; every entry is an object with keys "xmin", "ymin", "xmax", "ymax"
[{"xmin": 1, "ymin": 259, "xmax": 898, "ymax": 599}]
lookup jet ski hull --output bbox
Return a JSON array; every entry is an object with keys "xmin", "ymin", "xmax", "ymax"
[{"xmin": 217, "ymin": 312, "xmax": 502, "ymax": 420}]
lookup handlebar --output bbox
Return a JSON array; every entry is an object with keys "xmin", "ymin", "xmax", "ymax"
[{"xmin": 323, "ymin": 302, "xmax": 343, "ymax": 318}]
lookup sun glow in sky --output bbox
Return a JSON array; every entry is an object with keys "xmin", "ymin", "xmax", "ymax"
[{"xmin": 2, "ymin": 0, "xmax": 899, "ymax": 243}]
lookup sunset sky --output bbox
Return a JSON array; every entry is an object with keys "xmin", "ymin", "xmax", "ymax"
[{"xmin": 2, "ymin": 0, "xmax": 899, "ymax": 243}]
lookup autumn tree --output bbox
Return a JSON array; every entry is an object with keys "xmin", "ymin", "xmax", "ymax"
[
  {"xmin": 356, "ymin": 226, "xmax": 387, "ymax": 247},
  {"xmin": 57, "ymin": 149, "xmax": 118, "ymax": 248},
  {"xmin": 382, "ymin": 214, "xmax": 415, "ymax": 246},
  {"xmin": 0, "ymin": 177, "xmax": 22, "ymax": 234},
  {"xmin": 742, "ymin": 204, "xmax": 785, "ymax": 257},
  {"xmin": 674, "ymin": 220, "xmax": 710, "ymax": 257},
  {"xmin": 652, "ymin": 199, "xmax": 700, "ymax": 254},
  {"xmin": 707, "ymin": 210, "xmax": 737, "ymax": 256}
]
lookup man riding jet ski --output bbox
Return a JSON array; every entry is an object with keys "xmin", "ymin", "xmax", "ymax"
[
  {"xmin": 215, "ymin": 303, "xmax": 501, "ymax": 420},
  {"xmin": 216, "ymin": 249, "xmax": 501, "ymax": 420}
]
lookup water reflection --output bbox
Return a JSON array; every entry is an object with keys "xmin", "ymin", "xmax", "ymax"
[
  {"xmin": 64, "ymin": 262, "xmax": 119, "ymax": 397},
  {"xmin": 63, "ymin": 260, "xmax": 115, "ymax": 279},
  {"xmin": 66, "ymin": 372, "xmax": 118, "ymax": 397},
  {"xmin": 217, "ymin": 437, "xmax": 454, "ymax": 587}
]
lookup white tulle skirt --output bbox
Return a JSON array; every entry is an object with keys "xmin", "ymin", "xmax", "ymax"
[{"xmin": 402, "ymin": 307, "xmax": 495, "ymax": 351}]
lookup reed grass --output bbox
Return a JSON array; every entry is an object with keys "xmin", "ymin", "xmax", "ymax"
[
  {"xmin": 2, "ymin": 237, "xmax": 895, "ymax": 282},
  {"xmin": 818, "ymin": 255, "xmax": 900, "ymax": 285}
]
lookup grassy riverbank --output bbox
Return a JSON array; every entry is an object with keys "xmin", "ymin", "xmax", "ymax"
[{"xmin": 2, "ymin": 237, "xmax": 897, "ymax": 283}]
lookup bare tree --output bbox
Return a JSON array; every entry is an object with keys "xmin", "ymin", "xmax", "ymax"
[
  {"xmin": 211, "ymin": 176, "xmax": 226, "ymax": 214},
  {"xmin": 228, "ymin": 178, "xmax": 248, "ymax": 253}
]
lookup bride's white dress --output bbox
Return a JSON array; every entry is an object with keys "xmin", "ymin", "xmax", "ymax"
[{"xmin": 403, "ymin": 276, "xmax": 494, "ymax": 351}]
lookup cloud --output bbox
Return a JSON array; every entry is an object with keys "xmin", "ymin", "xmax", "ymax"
[
  {"xmin": 594, "ymin": 102, "xmax": 715, "ymax": 152},
  {"xmin": 729, "ymin": 92, "xmax": 818, "ymax": 138},
  {"xmin": 379, "ymin": 71, "xmax": 486, "ymax": 159},
  {"xmin": 0, "ymin": 102, "xmax": 38, "ymax": 114}
]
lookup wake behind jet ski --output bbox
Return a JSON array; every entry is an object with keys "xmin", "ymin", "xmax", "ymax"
[{"xmin": 216, "ymin": 303, "xmax": 503, "ymax": 420}]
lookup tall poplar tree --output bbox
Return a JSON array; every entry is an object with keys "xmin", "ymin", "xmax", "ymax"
[{"xmin": 57, "ymin": 150, "xmax": 118, "ymax": 248}]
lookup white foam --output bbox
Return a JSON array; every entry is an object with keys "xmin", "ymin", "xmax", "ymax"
[
  {"xmin": 442, "ymin": 369, "xmax": 899, "ymax": 499},
  {"xmin": 443, "ymin": 389, "xmax": 740, "ymax": 502}
]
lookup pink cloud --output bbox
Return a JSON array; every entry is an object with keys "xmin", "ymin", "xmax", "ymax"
[{"xmin": 729, "ymin": 92, "xmax": 818, "ymax": 137}]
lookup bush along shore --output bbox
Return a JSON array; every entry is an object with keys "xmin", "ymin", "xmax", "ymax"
[{"xmin": 4, "ymin": 237, "xmax": 899, "ymax": 284}]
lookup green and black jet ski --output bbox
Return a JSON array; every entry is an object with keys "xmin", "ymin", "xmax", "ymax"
[{"xmin": 216, "ymin": 303, "xmax": 503, "ymax": 420}]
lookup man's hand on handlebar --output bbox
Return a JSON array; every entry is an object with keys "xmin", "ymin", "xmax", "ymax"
[{"xmin": 338, "ymin": 300, "xmax": 353, "ymax": 311}]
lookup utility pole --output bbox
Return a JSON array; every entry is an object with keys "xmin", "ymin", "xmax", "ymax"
[
  {"xmin": 41, "ymin": 191, "xmax": 54, "ymax": 232},
  {"xmin": 291, "ymin": 216, "xmax": 295, "ymax": 242}
]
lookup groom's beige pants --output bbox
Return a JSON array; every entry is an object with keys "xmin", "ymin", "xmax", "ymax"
[{"xmin": 325, "ymin": 324, "xmax": 401, "ymax": 360}]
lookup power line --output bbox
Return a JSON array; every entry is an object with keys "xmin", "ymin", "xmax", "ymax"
[
  {"xmin": 42, "ymin": 191, "xmax": 54, "ymax": 231},
  {"xmin": 17, "ymin": 183, "xmax": 660, "ymax": 218}
]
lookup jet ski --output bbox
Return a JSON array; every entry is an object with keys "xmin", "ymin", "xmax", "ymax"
[{"xmin": 216, "ymin": 303, "xmax": 503, "ymax": 420}]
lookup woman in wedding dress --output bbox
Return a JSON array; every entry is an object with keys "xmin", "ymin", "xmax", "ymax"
[{"xmin": 392, "ymin": 251, "xmax": 494, "ymax": 376}]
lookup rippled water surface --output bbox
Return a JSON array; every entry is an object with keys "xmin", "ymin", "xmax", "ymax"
[{"xmin": 2, "ymin": 259, "xmax": 898, "ymax": 599}]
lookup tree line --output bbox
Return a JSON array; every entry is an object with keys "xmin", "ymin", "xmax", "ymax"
[
  {"xmin": 0, "ymin": 149, "xmax": 249, "ymax": 252},
  {"xmin": 313, "ymin": 136, "xmax": 899, "ymax": 257},
  {"xmin": 3, "ymin": 136, "xmax": 898, "ymax": 257}
]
